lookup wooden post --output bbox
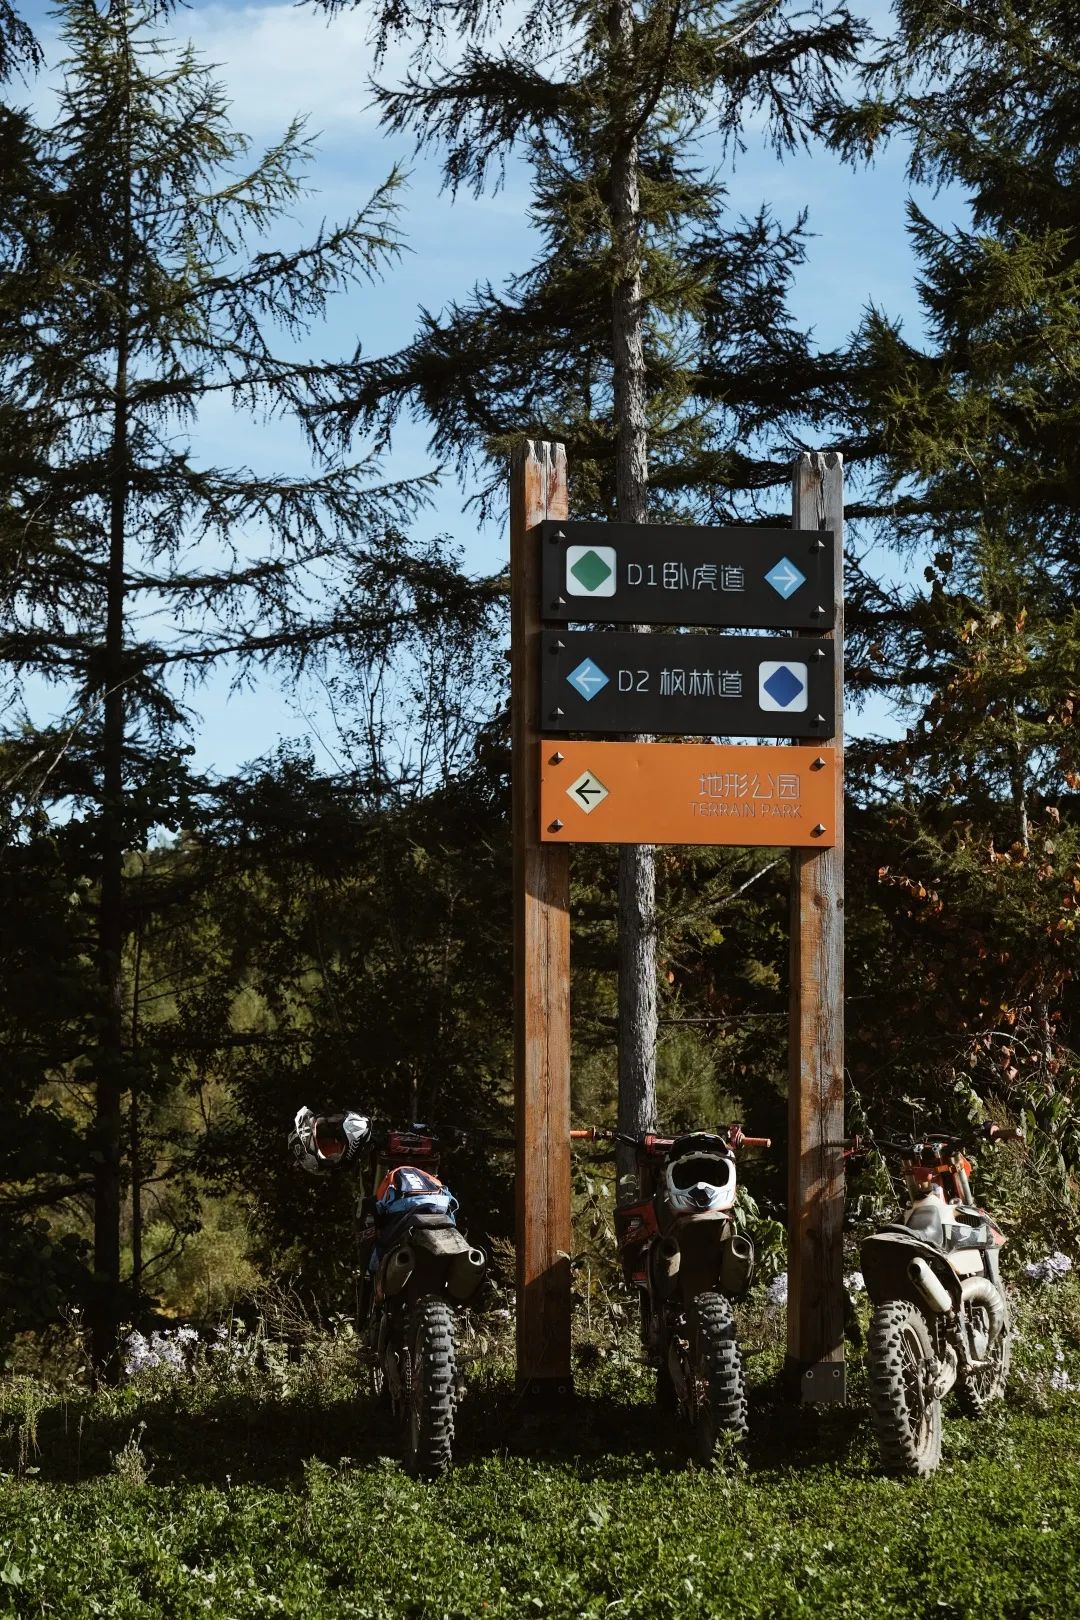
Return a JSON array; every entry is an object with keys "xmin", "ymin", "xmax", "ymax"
[
  {"xmin": 787, "ymin": 451, "xmax": 846, "ymax": 1404},
  {"xmin": 511, "ymin": 439, "xmax": 573, "ymax": 1397}
]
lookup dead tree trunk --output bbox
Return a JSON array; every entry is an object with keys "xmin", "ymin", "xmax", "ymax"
[
  {"xmin": 129, "ymin": 907, "xmax": 144, "ymax": 1303},
  {"xmin": 92, "ymin": 341, "xmax": 128, "ymax": 1379},
  {"xmin": 609, "ymin": 0, "xmax": 658, "ymax": 1186},
  {"xmin": 91, "ymin": 37, "xmax": 133, "ymax": 1378}
]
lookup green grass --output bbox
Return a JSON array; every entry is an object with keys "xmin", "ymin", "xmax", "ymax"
[{"xmin": 0, "ymin": 1298, "xmax": 1078, "ymax": 1620}]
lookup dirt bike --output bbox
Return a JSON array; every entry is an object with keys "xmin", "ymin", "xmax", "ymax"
[
  {"xmin": 572, "ymin": 1122, "xmax": 770, "ymax": 1463},
  {"xmin": 349, "ymin": 1120, "xmax": 509, "ymax": 1479},
  {"xmin": 847, "ymin": 1122, "xmax": 1023, "ymax": 1476}
]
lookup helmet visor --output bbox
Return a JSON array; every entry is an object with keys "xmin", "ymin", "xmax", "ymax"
[{"xmin": 669, "ymin": 1153, "xmax": 730, "ymax": 1191}]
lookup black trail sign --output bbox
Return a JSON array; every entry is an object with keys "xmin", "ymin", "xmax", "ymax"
[
  {"xmin": 538, "ymin": 521, "xmax": 836, "ymax": 630},
  {"xmin": 541, "ymin": 631, "xmax": 835, "ymax": 739}
]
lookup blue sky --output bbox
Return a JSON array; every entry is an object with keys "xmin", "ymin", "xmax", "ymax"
[{"xmin": 16, "ymin": 0, "xmax": 942, "ymax": 774}]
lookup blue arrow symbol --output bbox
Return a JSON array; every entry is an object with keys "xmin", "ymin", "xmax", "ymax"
[
  {"xmin": 765, "ymin": 557, "xmax": 806, "ymax": 599},
  {"xmin": 567, "ymin": 657, "xmax": 610, "ymax": 701}
]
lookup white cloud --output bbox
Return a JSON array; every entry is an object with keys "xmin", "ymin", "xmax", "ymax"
[
  {"xmin": 29, "ymin": 1, "xmax": 475, "ymax": 145},
  {"xmin": 178, "ymin": 3, "xmax": 386, "ymax": 141}
]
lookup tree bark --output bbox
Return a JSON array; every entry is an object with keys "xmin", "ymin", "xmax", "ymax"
[
  {"xmin": 129, "ymin": 908, "xmax": 144, "ymax": 1302},
  {"xmin": 92, "ymin": 349, "xmax": 127, "ymax": 1378},
  {"xmin": 91, "ymin": 16, "xmax": 132, "ymax": 1378},
  {"xmin": 1009, "ymin": 704, "xmax": 1030, "ymax": 853},
  {"xmin": 609, "ymin": 0, "xmax": 658, "ymax": 1187}
]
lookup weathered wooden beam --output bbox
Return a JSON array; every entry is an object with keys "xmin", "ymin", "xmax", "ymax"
[
  {"xmin": 787, "ymin": 450, "xmax": 846, "ymax": 1404},
  {"xmin": 511, "ymin": 439, "xmax": 573, "ymax": 1397}
]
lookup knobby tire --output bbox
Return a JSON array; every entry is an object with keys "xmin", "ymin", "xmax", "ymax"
[
  {"xmin": 868, "ymin": 1299, "xmax": 942, "ymax": 1476},
  {"xmin": 406, "ymin": 1297, "xmax": 456, "ymax": 1480},
  {"xmin": 686, "ymin": 1291, "xmax": 748, "ymax": 1464}
]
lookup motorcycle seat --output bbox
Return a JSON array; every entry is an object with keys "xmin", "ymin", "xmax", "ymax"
[
  {"xmin": 377, "ymin": 1210, "xmax": 458, "ymax": 1253},
  {"xmin": 898, "ymin": 1204, "xmax": 946, "ymax": 1246}
]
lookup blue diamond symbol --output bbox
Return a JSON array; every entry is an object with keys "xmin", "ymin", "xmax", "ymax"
[
  {"xmin": 765, "ymin": 557, "xmax": 806, "ymax": 599},
  {"xmin": 762, "ymin": 664, "xmax": 805, "ymax": 708},
  {"xmin": 567, "ymin": 657, "xmax": 610, "ymax": 702}
]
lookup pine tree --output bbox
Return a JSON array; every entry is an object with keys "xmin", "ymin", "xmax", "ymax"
[
  {"xmin": 319, "ymin": 0, "xmax": 865, "ymax": 1168},
  {"xmin": 0, "ymin": 0, "xmax": 465, "ymax": 1372},
  {"xmin": 826, "ymin": 2, "xmax": 1080, "ymax": 1168},
  {"xmin": 0, "ymin": 0, "xmax": 37, "ymax": 79}
]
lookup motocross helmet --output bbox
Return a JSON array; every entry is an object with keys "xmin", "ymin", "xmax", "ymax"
[
  {"xmin": 314, "ymin": 1116, "xmax": 350, "ymax": 1160},
  {"xmin": 293, "ymin": 1107, "xmax": 370, "ymax": 1167},
  {"xmin": 661, "ymin": 1140, "xmax": 736, "ymax": 1213}
]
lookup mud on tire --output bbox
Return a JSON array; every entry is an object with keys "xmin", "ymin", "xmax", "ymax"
[
  {"xmin": 867, "ymin": 1299, "xmax": 942, "ymax": 1476},
  {"xmin": 406, "ymin": 1297, "xmax": 457, "ymax": 1480},
  {"xmin": 686, "ymin": 1291, "xmax": 748, "ymax": 1464}
]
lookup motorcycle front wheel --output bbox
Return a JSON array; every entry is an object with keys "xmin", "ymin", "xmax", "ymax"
[
  {"xmin": 366, "ymin": 1307, "xmax": 393, "ymax": 1411},
  {"xmin": 683, "ymin": 1291, "xmax": 748, "ymax": 1464},
  {"xmin": 405, "ymin": 1296, "xmax": 457, "ymax": 1480},
  {"xmin": 867, "ymin": 1299, "xmax": 942, "ymax": 1476},
  {"xmin": 955, "ymin": 1295, "xmax": 1011, "ymax": 1418}
]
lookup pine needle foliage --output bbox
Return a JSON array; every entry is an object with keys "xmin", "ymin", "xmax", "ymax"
[
  {"xmin": 0, "ymin": 0, "xmax": 461, "ymax": 1372},
  {"xmin": 825, "ymin": 1, "xmax": 1080, "ymax": 1173},
  {"xmin": 312, "ymin": 0, "xmax": 868, "ymax": 1161},
  {"xmin": 319, "ymin": 0, "xmax": 868, "ymax": 519}
]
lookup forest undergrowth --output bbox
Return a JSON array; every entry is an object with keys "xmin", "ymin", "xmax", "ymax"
[{"xmin": 0, "ymin": 1270, "xmax": 1077, "ymax": 1619}]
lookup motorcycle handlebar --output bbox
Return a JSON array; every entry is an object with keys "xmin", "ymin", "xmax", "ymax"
[
  {"xmin": 986, "ymin": 1124, "xmax": 1025, "ymax": 1144},
  {"xmin": 368, "ymin": 1122, "xmax": 516, "ymax": 1153},
  {"xmin": 839, "ymin": 1122, "xmax": 1025, "ymax": 1156},
  {"xmin": 570, "ymin": 1124, "xmax": 771, "ymax": 1151}
]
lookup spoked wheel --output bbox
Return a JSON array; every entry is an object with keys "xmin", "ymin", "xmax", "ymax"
[
  {"xmin": 405, "ymin": 1297, "xmax": 457, "ymax": 1480},
  {"xmin": 680, "ymin": 1291, "xmax": 748, "ymax": 1465},
  {"xmin": 365, "ymin": 1308, "xmax": 395, "ymax": 1413},
  {"xmin": 955, "ymin": 1296, "xmax": 1011, "ymax": 1418},
  {"xmin": 655, "ymin": 1356, "xmax": 677, "ymax": 1414},
  {"xmin": 868, "ymin": 1300, "xmax": 942, "ymax": 1476}
]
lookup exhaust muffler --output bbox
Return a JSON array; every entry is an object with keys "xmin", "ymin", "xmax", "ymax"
[
  {"xmin": 651, "ymin": 1237, "xmax": 681, "ymax": 1298},
  {"xmin": 908, "ymin": 1256, "xmax": 953, "ymax": 1314},
  {"xmin": 655, "ymin": 1237, "xmax": 681, "ymax": 1280},
  {"xmin": 382, "ymin": 1244, "xmax": 416, "ymax": 1296},
  {"xmin": 447, "ymin": 1247, "xmax": 487, "ymax": 1301},
  {"xmin": 720, "ymin": 1232, "xmax": 755, "ymax": 1297}
]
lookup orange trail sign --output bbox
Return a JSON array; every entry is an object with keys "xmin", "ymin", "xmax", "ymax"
[{"xmin": 539, "ymin": 742, "xmax": 837, "ymax": 847}]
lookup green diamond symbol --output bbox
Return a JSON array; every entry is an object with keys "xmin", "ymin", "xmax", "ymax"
[{"xmin": 570, "ymin": 549, "xmax": 613, "ymax": 592}]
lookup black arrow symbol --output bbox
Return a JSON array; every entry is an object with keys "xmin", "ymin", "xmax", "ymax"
[{"xmin": 575, "ymin": 780, "xmax": 604, "ymax": 805}]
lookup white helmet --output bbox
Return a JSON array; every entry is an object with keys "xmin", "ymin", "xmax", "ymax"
[
  {"xmin": 291, "ymin": 1107, "xmax": 370, "ymax": 1174},
  {"xmin": 662, "ymin": 1145, "xmax": 736, "ymax": 1214}
]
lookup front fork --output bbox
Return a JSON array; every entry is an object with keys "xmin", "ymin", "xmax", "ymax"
[
  {"xmin": 367, "ymin": 1301, "xmax": 409, "ymax": 1414},
  {"xmin": 638, "ymin": 1264, "xmax": 698, "ymax": 1415}
]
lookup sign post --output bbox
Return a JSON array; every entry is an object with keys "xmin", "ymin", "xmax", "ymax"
[
  {"xmin": 787, "ymin": 451, "xmax": 846, "ymax": 1403},
  {"xmin": 510, "ymin": 440, "xmax": 573, "ymax": 1399}
]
